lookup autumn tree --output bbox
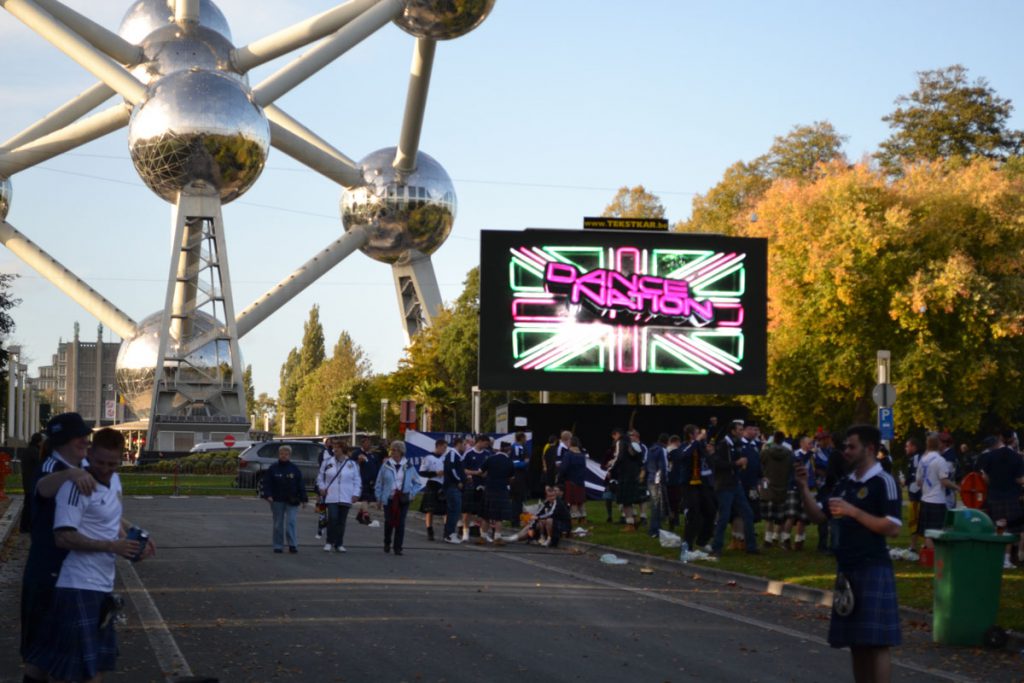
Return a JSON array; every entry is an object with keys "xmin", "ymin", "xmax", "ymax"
[
  {"xmin": 741, "ymin": 158, "xmax": 1024, "ymax": 435},
  {"xmin": 293, "ymin": 330, "xmax": 372, "ymax": 434},
  {"xmin": 242, "ymin": 364, "xmax": 255, "ymax": 412},
  {"xmin": 602, "ymin": 185, "xmax": 666, "ymax": 219},
  {"xmin": 876, "ymin": 65, "xmax": 1024, "ymax": 175}
]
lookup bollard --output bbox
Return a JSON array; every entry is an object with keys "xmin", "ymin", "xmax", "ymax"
[{"xmin": 0, "ymin": 452, "xmax": 10, "ymax": 500}]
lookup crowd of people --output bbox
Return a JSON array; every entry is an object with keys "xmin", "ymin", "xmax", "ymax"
[{"xmin": 15, "ymin": 410, "xmax": 1022, "ymax": 683}]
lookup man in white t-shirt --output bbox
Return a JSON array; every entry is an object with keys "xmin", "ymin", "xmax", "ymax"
[
  {"xmin": 916, "ymin": 433, "xmax": 960, "ymax": 549},
  {"xmin": 28, "ymin": 429, "xmax": 155, "ymax": 683}
]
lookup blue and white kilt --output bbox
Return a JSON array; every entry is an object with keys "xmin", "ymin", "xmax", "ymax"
[
  {"xmin": 28, "ymin": 587, "xmax": 119, "ymax": 681},
  {"xmin": 828, "ymin": 563, "xmax": 902, "ymax": 649}
]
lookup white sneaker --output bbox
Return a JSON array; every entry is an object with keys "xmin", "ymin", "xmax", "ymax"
[
  {"xmin": 336, "ymin": 546, "xmax": 346, "ymax": 553},
  {"xmin": 539, "ymin": 537, "xmax": 550, "ymax": 547},
  {"xmin": 445, "ymin": 535, "xmax": 462, "ymax": 544},
  {"xmin": 323, "ymin": 543, "xmax": 332, "ymax": 552},
  {"xmin": 484, "ymin": 534, "xmax": 495, "ymax": 544},
  {"xmin": 1004, "ymin": 556, "xmax": 1014, "ymax": 570},
  {"xmin": 315, "ymin": 533, "xmax": 322, "ymax": 540}
]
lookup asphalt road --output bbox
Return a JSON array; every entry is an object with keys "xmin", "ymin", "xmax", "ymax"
[{"xmin": 2, "ymin": 496, "xmax": 1022, "ymax": 682}]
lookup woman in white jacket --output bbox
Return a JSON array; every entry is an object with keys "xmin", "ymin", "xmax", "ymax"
[{"xmin": 317, "ymin": 443, "xmax": 362, "ymax": 553}]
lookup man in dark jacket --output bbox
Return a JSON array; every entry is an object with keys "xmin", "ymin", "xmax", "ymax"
[
  {"xmin": 710, "ymin": 421, "xmax": 759, "ymax": 556},
  {"xmin": 262, "ymin": 445, "xmax": 308, "ymax": 553}
]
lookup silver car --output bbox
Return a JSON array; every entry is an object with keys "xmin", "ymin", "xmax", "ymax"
[{"xmin": 236, "ymin": 440, "xmax": 327, "ymax": 495}]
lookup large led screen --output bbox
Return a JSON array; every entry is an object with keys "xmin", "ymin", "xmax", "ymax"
[{"xmin": 479, "ymin": 229, "xmax": 767, "ymax": 394}]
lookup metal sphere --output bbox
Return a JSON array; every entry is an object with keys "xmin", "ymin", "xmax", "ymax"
[
  {"xmin": 132, "ymin": 24, "xmax": 243, "ymax": 85},
  {"xmin": 128, "ymin": 70, "xmax": 270, "ymax": 204},
  {"xmin": 0, "ymin": 177, "xmax": 10, "ymax": 222},
  {"xmin": 118, "ymin": 0, "xmax": 232, "ymax": 45},
  {"xmin": 340, "ymin": 147, "xmax": 457, "ymax": 265},
  {"xmin": 394, "ymin": 0, "xmax": 495, "ymax": 40},
  {"xmin": 115, "ymin": 310, "xmax": 240, "ymax": 420}
]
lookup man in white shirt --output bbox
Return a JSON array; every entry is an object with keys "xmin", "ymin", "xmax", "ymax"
[
  {"xmin": 916, "ymin": 433, "xmax": 959, "ymax": 549},
  {"xmin": 28, "ymin": 428, "xmax": 155, "ymax": 683}
]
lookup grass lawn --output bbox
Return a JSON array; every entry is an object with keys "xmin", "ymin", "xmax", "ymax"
[
  {"xmin": 581, "ymin": 500, "xmax": 1024, "ymax": 632},
  {"xmin": 5, "ymin": 473, "xmax": 250, "ymax": 497}
]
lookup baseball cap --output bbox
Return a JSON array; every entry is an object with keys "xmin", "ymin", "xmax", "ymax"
[{"xmin": 45, "ymin": 412, "xmax": 92, "ymax": 447}]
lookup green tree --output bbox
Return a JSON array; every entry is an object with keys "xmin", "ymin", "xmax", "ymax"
[
  {"xmin": 242, "ymin": 364, "xmax": 255, "ymax": 412},
  {"xmin": 602, "ymin": 185, "xmax": 666, "ymax": 219},
  {"xmin": 294, "ymin": 330, "xmax": 372, "ymax": 434},
  {"xmin": 876, "ymin": 65, "xmax": 1024, "ymax": 175},
  {"xmin": 0, "ymin": 274, "xmax": 18, "ymax": 421},
  {"xmin": 681, "ymin": 121, "xmax": 847, "ymax": 235},
  {"xmin": 761, "ymin": 121, "xmax": 847, "ymax": 180},
  {"xmin": 252, "ymin": 392, "xmax": 276, "ymax": 431},
  {"xmin": 277, "ymin": 347, "xmax": 300, "ymax": 432},
  {"xmin": 299, "ymin": 304, "xmax": 326, "ymax": 377}
]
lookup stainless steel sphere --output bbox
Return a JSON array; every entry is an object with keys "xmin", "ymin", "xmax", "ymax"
[
  {"xmin": 341, "ymin": 147, "xmax": 457, "ymax": 265},
  {"xmin": 115, "ymin": 310, "xmax": 239, "ymax": 419},
  {"xmin": 118, "ymin": 0, "xmax": 232, "ymax": 45},
  {"xmin": 394, "ymin": 0, "xmax": 495, "ymax": 40},
  {"xmin": 0, "ymin": 177, "xmax": 10, "ymax": 222},
  {"xmin": 128, "ymin": 70, "xmax": 270, "ymax": 204},
  {"xmin": 132, "ymin": 24, "xmax": 243, "ymax": 84}
]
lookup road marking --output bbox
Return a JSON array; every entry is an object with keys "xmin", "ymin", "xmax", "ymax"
[
  {"xmin": 496, "ymin": 551, "xmax": 978, "ymax": 683},
  {"xmin": 132, "ymin": 496, "xmax": 154, "ymax": 500},
  {"xmin": 119, "ymin": 560, "xmax": 193, "ymax": 682}
]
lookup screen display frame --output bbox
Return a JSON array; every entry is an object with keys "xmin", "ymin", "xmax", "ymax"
[{"xmin": 478, "ymin": 228, "xmax": 768, "ymax": 394}]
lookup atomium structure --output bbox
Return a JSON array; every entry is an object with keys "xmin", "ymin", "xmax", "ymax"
[{"xmin": 0, "ymin": 0, "xmax": 494, "ymax": 449}]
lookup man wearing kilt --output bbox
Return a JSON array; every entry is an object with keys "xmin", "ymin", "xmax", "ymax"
[
  {"xmin": 419, "ymin": 441, "xmax": 449, "ymax": 541},
  {"xmin": 28, "ymin": 428, "xmax": 155, "ymax": 683},
  {"xmin": 461, "ymin": 436, "xmax": 492, "ymax": 543},
  {"xmin": 482, "ymin": 442, "xmax": 516, "ymax": 545},
  {"xmin": 797, "ymin": 425, "xmax": 902, "ymax": 683},
  {"xmin": 978, "ymin": 429, "xmax": 1024, "ymax": 568},
  {"xmin": 759, "ymin": 434, "xmax": 793, "ymax": 548}
]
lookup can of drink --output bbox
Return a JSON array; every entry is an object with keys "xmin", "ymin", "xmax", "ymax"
[{"xmin": 126, "ymin": 526, "xmax": 149, "ymax": 562}]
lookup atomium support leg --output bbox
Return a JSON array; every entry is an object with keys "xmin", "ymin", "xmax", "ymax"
[
  {"xmin": 394, "ymin": 37, "xmax": 436, "ymax": 174},
  {"xmin": 0, "ymin": 0, "xmax": 148, "ymax": 104},
  {"xmin": 0, "ymin": 102, "xmax": 130, "ymax": 177},
  {"xmin": 252, "ymin": 0, "xmax": 403, "ymax": 106},
  {"xmin": 147, "ymin": 194, "xmax": 247, "ymax": 448},
  {"xmin": 0, "ymin": 81, "xmax": 114, "ymax": 152},
  {"xmin": 0, "ymin": 220, "xmax": 138, "ymax": 339},
  {"xmin": 391, "ymin": 251, "xmax": 443, "ymax": 342},
  {"xmin": 232, "ymin": 0, "xmax": 380, "ymax": 73}
]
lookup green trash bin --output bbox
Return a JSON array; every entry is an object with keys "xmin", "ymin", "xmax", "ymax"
[{"xmin": 925, "ymin": 508, "xmax": 1007, "ymax": 646}]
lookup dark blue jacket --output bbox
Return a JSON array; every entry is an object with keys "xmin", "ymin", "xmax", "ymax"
[{"xmin": 263, "ymin": 460, "xmax": 308, "ymax": 504}]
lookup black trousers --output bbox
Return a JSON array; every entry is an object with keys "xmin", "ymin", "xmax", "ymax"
[
  {"xmin": 682, "ymin": 486, "xmax": 717, "ymax": 549},
  {"xmin": 326, "ymin": 503, "xmax": 351, "ymax": 548},
  {"xmin": 384, "ymin": 498, "xmax": 410, "ymax": 551}
]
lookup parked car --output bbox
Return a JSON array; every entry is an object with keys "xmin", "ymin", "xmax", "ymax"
[
  {"xmin": 190, "ymin": 440, "xmax": 254, "ymax": 454},
  {"xmin": 236, "ymin": 440, "xmax": 327, "ymax": 495}
]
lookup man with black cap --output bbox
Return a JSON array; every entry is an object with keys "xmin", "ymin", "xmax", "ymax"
[{"xmin": 20, "ymin": 412, "xmax": 96, "ymax": 683}]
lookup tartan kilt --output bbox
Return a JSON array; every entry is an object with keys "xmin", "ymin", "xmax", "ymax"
[
  {"xmin": 462, "ymin": 484, "xmax": 483, "ymax": 516},
  {"xmin": 419, "ymin": 481, "xmax": 447, "ymax": 514},
  {"xmin": 564, "ymin": 481, "xmax": 587, "ymax": 506},
  {"xmin": 986, "ymin": 496, "xmax": 1024, "ymax": 533},
  {"xmin": 484, "ymin": 489, "xmax": 511, "ymax": 522},
  {"xmin": 759, "ymin": 497, "xmax": 786, "ymax": 522},
  {"xmin": 828, "ymin": 563, "xmax": 901, "ymax": 648},
  {"xmin": 917, "ymin": 501, "xmax": 948, "ymax": 535},
  {"xmin": 27, "ymin": 588, "xmax": 119, "ymax": 681},
  {"xmin": 616, "ymin": 478, "xmax": 645, "ymax": 505},
  {"xmin": 784, "ymin": 489, "xmax": 808, "ymax": 522}
]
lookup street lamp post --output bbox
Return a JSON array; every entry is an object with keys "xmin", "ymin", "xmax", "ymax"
[
  {"xmin": 471, "ymin": 385, "xmax": 481, "ymax": 435},
  {"xmin": 380, "ymin": 398, "xmax": 389, "ymax": 440},
  {"xmin": 349, "ymin": 402, "xmax": 357, "ymax": 446}
]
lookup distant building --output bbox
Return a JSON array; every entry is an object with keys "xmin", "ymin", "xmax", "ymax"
[{"xmin": 35, "ymin": 322, "xmax": 127, "ymax": 426}]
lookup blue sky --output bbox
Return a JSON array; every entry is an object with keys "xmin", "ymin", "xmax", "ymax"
[{"xmin": 2, "ymin": 0, "xmax": 1023, "ymax": 397}]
